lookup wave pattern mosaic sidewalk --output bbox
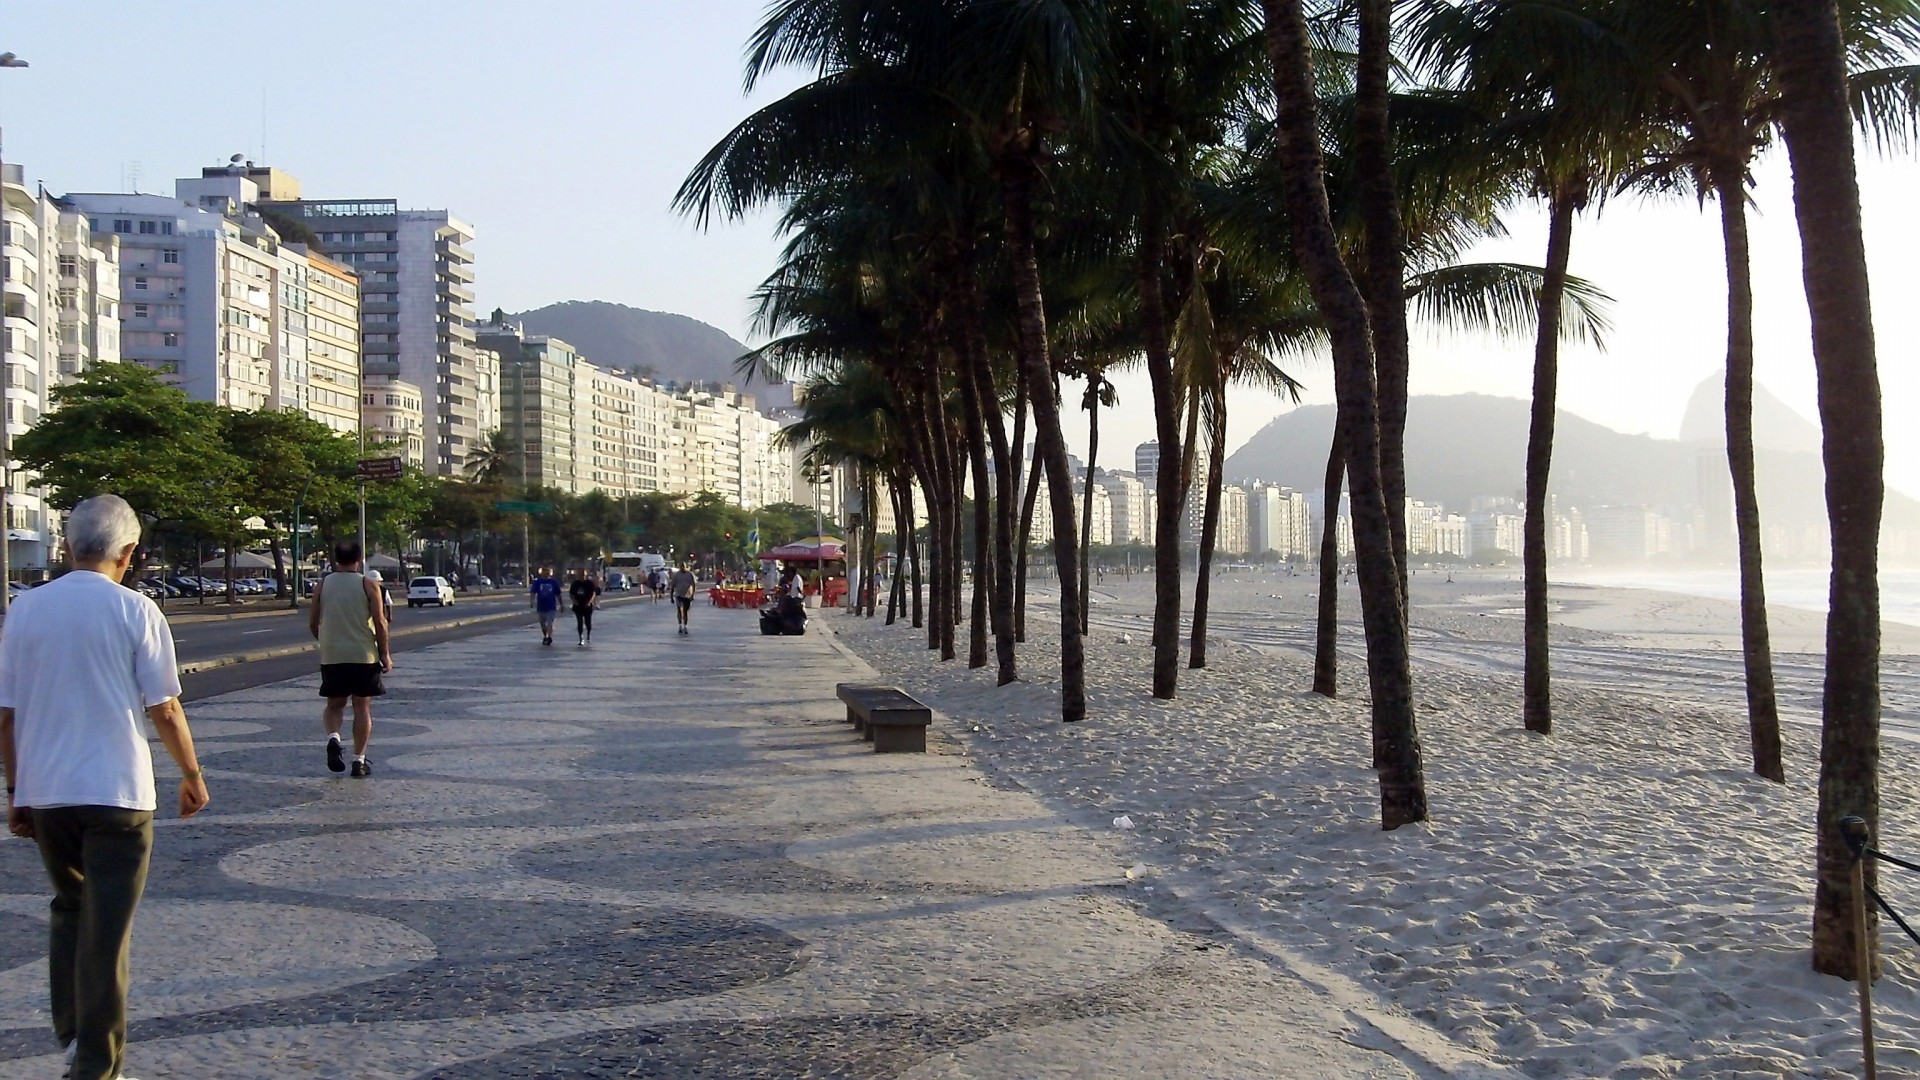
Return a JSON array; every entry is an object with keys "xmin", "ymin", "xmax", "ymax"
[{"xmin": 0, "ymin": 600, "xmax": 1434, "ymax": 1078}]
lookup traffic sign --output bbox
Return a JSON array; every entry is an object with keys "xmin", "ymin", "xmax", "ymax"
[
  {"xmin": 620, "ymin": 524, "xmax": 645, "ymax": 536},
  {"xmin": 494, "ymin": 499, "xmax": 554, "ymax": 515},
  {"xmin": 356, "ymin": 456, "xmax": 405, "ymax": 482}
]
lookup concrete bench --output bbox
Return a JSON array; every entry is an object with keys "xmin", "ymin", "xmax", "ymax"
[{"xmin": 835, "ymin": 683, "xmax": 932, "ymax": 753}]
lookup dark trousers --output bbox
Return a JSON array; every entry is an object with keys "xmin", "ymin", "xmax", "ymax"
[
  {"xmin": 574, "ymin": 608, "xmax": 594, "ymax": 637},
  {"xmin": 32, "ymin": 806, "xmax": 154, "ymax": 1080}
]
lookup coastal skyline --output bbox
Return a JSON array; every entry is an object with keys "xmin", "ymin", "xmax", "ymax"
[{"xmin": 2, "ymin": 0, "xmax": 1914, "ymax": 496}]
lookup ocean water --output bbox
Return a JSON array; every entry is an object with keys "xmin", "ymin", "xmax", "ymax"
[{"xmin": 1561, "ymin": 566, "xmax": 1920, "ymax": 629}]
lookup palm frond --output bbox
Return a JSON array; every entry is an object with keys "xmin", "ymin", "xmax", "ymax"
[{"xmin": 1406, "ymin": 261, "xmax": 1614, "ymax": 348}]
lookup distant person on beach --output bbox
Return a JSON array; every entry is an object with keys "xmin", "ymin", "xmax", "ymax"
[
  {"xmin": 670, "ymin": 563, "xmax": 698, "ymax": 635},
  {"xmin": 310, "ymin": 540, "xmax": 392, "ymax": 779},
  {"xmin": 530, "ymin": 567, "xmax": 563, "ymax": 646},
  {"xmin": 569, "ymin": 568, "xmax": 601, "ymax": 647},
  {"xmin": 2, "ymin": 494, "xmax": 210, "ymax": 1080}
]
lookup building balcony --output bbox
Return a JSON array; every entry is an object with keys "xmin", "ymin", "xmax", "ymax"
[
  {"xmin": 442, "ymin": 259, "xmax": 474, "ymax": 284},
  {"xmin": 435, "ymin": 238, "xmax": 474, "ymax": 264},
  {"xmin": 440, "ymin": 280, "xmax": 476, "ymax": 304}
]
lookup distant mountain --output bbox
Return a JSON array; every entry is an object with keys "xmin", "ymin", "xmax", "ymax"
[
  {"xmin": 1677, "ymin": 373, "xmax": 1823, "ymax": 454},
  {"xmin": 1221, "ymin": 392, "xmax": 1920, "ymax": 554},
  {"xmin": 506, "ymin": 300, "xmax": 793, "ymax": 409}
]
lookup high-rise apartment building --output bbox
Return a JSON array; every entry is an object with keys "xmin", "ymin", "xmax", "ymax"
[
  {"xmin": 1134, "ymin": 440, "xmax": 1160, "ymax": 479},
  {"xmin": 1098, "ymin": 471, "xmax": 1154, "ymax": 545},
  {"xmin": 478, "ymin": 321, "xmax": 581, "ymax": 493},
  {"xmin": 1250, "ymin": 483, "xmax": 1311, "ymax": 559},
  {"xmin": 262, "ymin": 174, "xmax": 483, "ymax": 476},
  {"xmin": 1219, "ymin": 483, "xmax": 1250, "ymax": 555},
  {"xmin": 64, "ymin": 169, "xmax": 363, "ymax": 433},
  {"xmin": 5, "ymin": 163, "xmax": 123, "ymax": 574},
  {"xmin": 302, "ymin": 249, "xmax": 361, "ymax": 434}
]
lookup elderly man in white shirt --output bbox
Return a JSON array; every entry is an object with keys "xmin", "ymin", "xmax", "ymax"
[{"xmin": 1, "ymin": 494, "xmax": 209, "ymax": 1080}]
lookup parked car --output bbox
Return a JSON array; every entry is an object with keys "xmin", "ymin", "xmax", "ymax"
[
  {"xmin": 605, "ymin": 571, "xmax": 631, "ymax": 592},
  {"xmin": 167, "ymin": 575, "xmax": 205, "ymax": 597},
  {"xmin": 249, "ymin": 577, "xmax": 279, "ymax": 595},
  {"xmin": 407, "ymin": 576, "xmax": 456, "ymax": 608}
]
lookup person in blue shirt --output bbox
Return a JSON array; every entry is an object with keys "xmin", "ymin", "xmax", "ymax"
[{"xmin": 529, "ymin": 567, "xmax": 564, "ymax": 646}]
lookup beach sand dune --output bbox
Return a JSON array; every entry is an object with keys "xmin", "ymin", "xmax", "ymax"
[{"xmin": 832, "ymin": 570, "xmax": 1920, "ymax": 1078}]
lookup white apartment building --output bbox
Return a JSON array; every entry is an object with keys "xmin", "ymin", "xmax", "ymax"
[
  {"xmin": 362, "ymin": 375, "xmax": 426, "ymax": 467},
  {"xmin": 661, "ymin": 385, "xmax": 791, "ymax": 508},
  {"xmin": 1219, "ymin": 483, "xmax": 1250, "ymax": 555},
  {"xmin": 4, "ymin": 164, "xmax": 124, "ymax": 574},
  {"xmin": 64, "ymin": 173, "xmax": 363, "ymax": 432},
  {"xmin": 1098, "ymin": 470, "xmax": 1155, "ymax": 545},
  {"xmin": 302, "ymin": 249, "xmax": 360, "ymax": 434},
  {"xmin": 1250, "ymin": 483, "xmax": 1312, "ymax": 559}
]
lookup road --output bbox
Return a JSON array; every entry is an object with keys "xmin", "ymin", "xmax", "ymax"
[{"xmin": 172, "ymin": 589, "xmax": 663, "ymax": 701}]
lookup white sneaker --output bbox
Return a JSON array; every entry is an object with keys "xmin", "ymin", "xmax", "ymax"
[{"xmin": 63, "ymin": 1041, "xmax": 74, "ymax": 1077}]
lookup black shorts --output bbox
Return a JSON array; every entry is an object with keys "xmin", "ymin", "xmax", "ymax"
[
  {"xmin": 319, "ymin": 662, "xmax": 386, "ymax": 699},
  {"xmin": 675, "ymin": 596, "xmax": 694, "ymax": 611}
]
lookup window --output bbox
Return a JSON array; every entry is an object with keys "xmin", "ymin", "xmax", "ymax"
[
  {"xmin": 137, "ymin": 220, "xmax": 158, "ymax": 235},
  {"xmin": 132, "ymin": 303, "xmax": 149, "ymax": 319},
  {"xmin": 162, "ymin": 249, "xmax": 179, "ymax": 264},
  {"xmin": 161, "ymin": 221, "xmax": 174, "ymax": 236},
  {"xmin": 163, "ymin": 332, "xmax": 178, "ymax": 347},
  {"xmin": 133, "ymin": 276, "xmax": 148, "ymax": 291},
  {"xmin": 112, "ymin": 219, "xmax": 132, "ymax": 234},
  {"xmin": 58, "ymin": 256, "xmax": 77, "ymax": 276}
]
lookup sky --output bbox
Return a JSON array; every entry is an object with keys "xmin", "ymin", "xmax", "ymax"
[{"xmin": 2, "ymin": 0, "xmax": 1913, "ymax": 496}]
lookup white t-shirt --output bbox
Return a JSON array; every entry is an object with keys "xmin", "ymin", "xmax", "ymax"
[{"xmin": 0, "ymin": 570, "xmax": 182, "ymax": 811}]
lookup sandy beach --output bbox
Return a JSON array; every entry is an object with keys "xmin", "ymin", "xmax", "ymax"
[{"xmin": 827, "ymin": 569, "xmax": 1920, "ymax": 1078}]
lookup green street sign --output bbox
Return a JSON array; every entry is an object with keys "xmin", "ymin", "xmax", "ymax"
[
  {"xmin": 494, "ymin": 500, "xmax": 554, "ymax": 515},
  {"xmin": 621, "ymin": 524, "xmax": 645, "ymax": 536}
]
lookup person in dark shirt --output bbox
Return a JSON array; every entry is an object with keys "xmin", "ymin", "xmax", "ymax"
[
  {"xmin": 569, "ymin": 569, "xmax": 602, "ymax": 646},
  {"xmin": 529, "ymin": 568, "xmax": 563, "ymax": 646}
]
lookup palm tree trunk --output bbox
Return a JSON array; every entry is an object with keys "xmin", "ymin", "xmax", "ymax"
[
  {"xmin": 1354, "ymin": 0, "xmax": 1410, "ymax": 605},
  {"xmin": 1001, "ymin": 152, "xmax": 1086, "ymax": 722},
  {"xmin": 957, "ymin": 277, "xmax": 1020, "ymax": 684},
  {"xmin": 1314, "ymin": 431, "xmax": 1343, "ymax": 697},
  {"xmin": 1078, "ymin": 378, "xmax": 1100, "ymax": 636},
  {"xmin": 1190, "ymin": 390, "xmax": 1227, "ymax": 669},
  {"xmin": 1774, "ymin": 0, "xmax": 1884, "ymax": 983},
  {"xmin": 957, "ymin": 348, "xmax": 994, "ymax": 668},
  {"xmin": 887, "ymin": 480, "xmax": 905, "ymax": 626},
  {"xmin": 1264, "ymin": 0, "xmax": 1426, "ymax": 828},
  {"xmin": 1714, "ymin": 169, "xmax": 1785, "ymax": 783},
  {"xmin": 1140, "ymin": 221, "xmax": 1187, "ymax": 700},
  {"xmin": 1524, "ymin": 188, "xmax": 1578, "ymax": 736},
  {"xmin": 946, "ymin": 435, "xmax": 967, "ymax": 658},
  {"xmin": 1015, "ymin": 442, "xmax": 1043, "ymax": 643},
  {"xmin": 864, "ymin": 470, "xmax": 881, "ymax": 617},
  {"xmin": 908, "ymin": 482, "xmax": 924, "ymax": 630}
]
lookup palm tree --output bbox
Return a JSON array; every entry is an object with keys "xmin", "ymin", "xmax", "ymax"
[
  {"xmin": 1408, "ymin": 0, "xmax": 1658, "ymax": 738},
  {"xmin": 1772, "ymin": 0, "xmax": 1895, "ymax": 985},
  {"xmin": 462, "ymin": 427, "xmax": 515, "ymax": 485},
  {"xmin": 1261, "ymin": 0, "xmax": 1427, "ymax": 829},
  {"xmin": 679, "ymin": 0, "xmax": 1100, "ymax": 721}
]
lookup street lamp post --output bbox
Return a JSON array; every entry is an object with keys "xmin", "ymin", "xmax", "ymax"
[
  {"xmin": 290, "ymin": 475, "xmax": 316, "ymax": 609},
  {"xmin": 0, "ymin": 51, "xmax": 30, "ymax": 615}
]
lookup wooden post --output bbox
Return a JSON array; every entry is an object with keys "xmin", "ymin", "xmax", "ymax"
[{"xmin": 1843, "ymin": 815, "xmax": 1877, "ymax": 1079}]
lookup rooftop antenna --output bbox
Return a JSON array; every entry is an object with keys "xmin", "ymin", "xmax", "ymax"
[
  {"xmin": 121, "ymin": 161, "xmax": 141, "ymax": 193},
  {"xmin": 260, "ymin": 86, "xmax": 268, "ymax": 162}
]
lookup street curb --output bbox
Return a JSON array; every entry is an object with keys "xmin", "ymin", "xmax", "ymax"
[{"xmin": 175, "ymin": 594, "xmax": 647, "ymax": 675}]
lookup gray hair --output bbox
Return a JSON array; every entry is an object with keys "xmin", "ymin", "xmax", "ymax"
[{"xmin": 65, "ymin": 495, "xmax": 142, "ymax": 561}]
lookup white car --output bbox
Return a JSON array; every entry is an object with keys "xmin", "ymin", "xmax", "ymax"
[{"xmin": 406, "ymin": 576, "xmax": 456, "ymax": 608}]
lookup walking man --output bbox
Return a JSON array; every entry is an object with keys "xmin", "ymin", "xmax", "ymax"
[
  {"xmin": 569, "ymin": 567, "xmax": 601, "ymax": 646},
  {"xmin": 2, "ymin": 494, "xmax": 210, "ymax": 1080},
  {"xmin": 530, "ymin": 566, "xmax": 563, "ymax": 646},
  {"xmin": 670, "ymin": 561, "xmax": 697, "ymax": 635},
  {"xmin": 309, "ymin": 540, "xmax": 392, "ymax": 779}
]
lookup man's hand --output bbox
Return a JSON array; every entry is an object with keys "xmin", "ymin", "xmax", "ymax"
[
  {"xmin": 178, "ymin": 774, "xmax": 210, "ymax": 818},
  {"xmin": 379, "ymin": 651, "xmax": 394, "ymax": 674},
  {"xmin": 7, "ymin": 804, "xmax": 32, "ymax": 841}
]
